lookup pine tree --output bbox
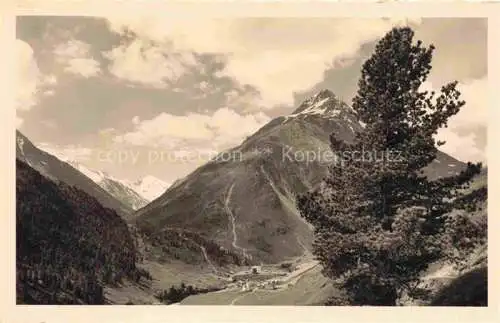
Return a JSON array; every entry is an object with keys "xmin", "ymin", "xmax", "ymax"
[{"xmin": 297, "ymin": 26, "xmax": 482, "ymax": 305}]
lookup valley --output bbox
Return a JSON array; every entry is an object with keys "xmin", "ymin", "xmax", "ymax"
[
  {"xmin": 16, "ymin": 89, "xmax": 486, "ymax": 306},
  {"xmin": 13, "ymin": 18, "xmax": 488, "ymax": 309}
]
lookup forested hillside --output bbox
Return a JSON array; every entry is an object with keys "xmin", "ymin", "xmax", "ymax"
[{"xmin": 16, "ymin": 159, "xmax": 150, "ymax": 304}]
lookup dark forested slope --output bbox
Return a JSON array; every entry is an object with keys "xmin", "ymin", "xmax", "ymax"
[{"xmin": 16, "ymin": 159, "xmax": 149, "ymax": 304}]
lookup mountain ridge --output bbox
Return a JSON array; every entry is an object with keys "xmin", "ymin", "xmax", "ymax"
[
  {"xmin": 16, "ymin": 132, "xmax": 171, "ymax": 212},
  {"xmin": 16, "ymin": 130, "xmax": 132, "ymax": 217},
  {"xmin": 67, "ymin": 161, "xmax": 149, "ymax": 210},
  {"xmin": 134, "ymin": 89, "xmax": 466, "ymax": 264}
]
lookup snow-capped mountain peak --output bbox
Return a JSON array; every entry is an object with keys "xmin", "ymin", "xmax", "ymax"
[
  {"xmin": 287, "ymin": 89, "xmax": 355, "ymax": 120},
  {"xmin": 68, "ymin": 161, "xmax": 171, "ymax": 206},
  {"xmin": 131, "ymin": 175, "xmax": 170, "ymax": 201},
  {"xmin": 27, "ymin": 142, "xmax": 162, "ymax": 210},
  {"xmin": 57, "ymin": 161, "xmax": 149, "ymax": 210},
  {"xmin": 16, "ymin": 131, "xmax": 133, "ymax": 216},
  {"xmin": 44, "ymin": 150, "xmax": 170, "ymax": 205}
]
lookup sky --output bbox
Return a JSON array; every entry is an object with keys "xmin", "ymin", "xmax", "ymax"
[{"xmin": 16, "ymin": 16, "xmax": 487, "ymax": 183}]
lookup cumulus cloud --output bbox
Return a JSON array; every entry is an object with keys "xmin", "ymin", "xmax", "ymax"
[
  {"xmin": 191, "ymin": 80, "xmax": 219, "ymax": 99},
  {"xmin": 16, "ymin": 39, "xmax": 41, "ymax": 111},
  {"xmin": 450, "ymin": 78, "xmax": 487, "ymax": 131},
  {"xmin": 37, "ymin": 143, "xmax": 93, "ymax": 162},
  {"xmin": 431, "ymin": 77, "xmax": 487, "ymax": 163},
  {"xmin": 114, "ymin": 109, "xmax": 271, "ymax": 151},
  {"xmin": 43, "ymin": 89, "xmax": 56, "ymax": 97},
  {"xmin": 64, "ymin": 58, "xmax": 101, "ymax": 77},
  {"xmin": 53, "ymin": 40, "xmax": 101, "ymax": 77},
  {"xmin": 437, "ymin": 127, "xmax": 485, "ymax": 164},
  {"xmin": 132, "ymin": 116, "xmax": 141, "ymax": 125},
  {"xmin": 16, "ymin": 40, "xmax": 53, "ymax": 128},
  {"xmin": 16, "ymin": 116, "xmax": 24, "ymax": 128},
  {"xmin": 104, "ymin": 38, "xmax": 197, "ymax": 88},
  {"xmin": 223, "ymin": 87, "xmax": 261, "ymax": 113},
  {"xmin": 105, "ymin": 17, "xmax": 421, "ymax": 107}
]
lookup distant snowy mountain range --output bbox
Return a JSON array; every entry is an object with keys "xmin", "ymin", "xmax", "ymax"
[
  {"xmin": 28, "ymin": 142, "xmax": 170, "ymax": 210},
  {"xmin": 16, "ymin": 131, "xmax": 132, "ymax": 217},
  {"xmin": 128, "ymin": 175, "xmax": 171, "ymax": 202},
  {"xmin": 65, "ymin": 161, "xmax": 170, "ymax": 210}
]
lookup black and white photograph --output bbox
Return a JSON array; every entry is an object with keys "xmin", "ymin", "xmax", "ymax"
[{"xmin": 12, "ymin": 11, "xmax": 489, "ymax": 310}]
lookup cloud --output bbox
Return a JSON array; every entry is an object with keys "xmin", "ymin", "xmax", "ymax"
[
  {"xmin": 53, "ymin": 40, "xmax": 101, "ymax": 77},
  {"xmin": 37, "ymin": 143, "xmax": 93, "ymax": 162},
  {"xmin": 64, "ymin": 58, "xmax": 101, "ymax": 78},
  {"xmin": 105, "ymin": 17, "xmax": 421, "ymax": 107},
  {"xmin": 16, "ymin": 40, "xmax": 54, "ymax": 128},
  {"xmin": 16, "ymin": 116, "xmax": 24, "ymax": 128},
  {"xmin": 432, "ymin": 77, "xmax": 487, "ymax": 163},
  {"xmin": 44, "ymin": 74, "xmax": 58, "ymax": 85},
  {"xmin": 191, "ymin": 80, "xmax": 219, "ymax": 99},
  {"xmin": 42, "ymin": 89, "xmax": 56, "ymax": 97},
  {"xmin": 114, "ymin": 108, "xmax": 271, "ymax": 150},
  {"xmin": 450, "ymin": 78, "xmax": 487, "ymax": 131},
  {"xmin": 104, "ymin": 38, "xmax": 197, "ymax": 88},
  {"xmin": 437, "ymin": 127, "xmax": 485, "ymax": 164},
  {"xmin": 16, "ymin": 39, "xmax": 41, "ymax": 111},
  {"xmin": 41, "ymin": 119, "xmax": 58, "ymax": 129},
  {"xmin": 223, "ymin": 87, "xmax": 261, "ymax": 113},
  {"xmin": 16, "ymin": 40, "xmax": 61, "ymax": 128}
]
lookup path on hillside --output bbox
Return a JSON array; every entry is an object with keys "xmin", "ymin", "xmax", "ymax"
[
  {"xmin": 224, "ymin": 183, "xmax": 250, "ymax": 259},
  {"xmin": 218, "ymin": 171, "xmax": 319, "ymax": 305},
  {"xmin": 175, "ymin": 233, "xmax": 220, "ymax": 276},
  {"xmin": 194, "ymin": 241, "xmax": 219, "ymax": 274},
  {"xmin": 198, "ymin": 245, "xmax": 217, "ymax": 272}
]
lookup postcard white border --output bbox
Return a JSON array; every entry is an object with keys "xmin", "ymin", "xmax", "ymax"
[{"xmin": 1, "ymin": 2, "xmax": 498, "ymax": 323}]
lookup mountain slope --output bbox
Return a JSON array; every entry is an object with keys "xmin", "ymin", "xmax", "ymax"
[
  {"xmin": 16, "ymin": 159, "xmax": 149, "ymax": 304},
  {"xmin": 16, "ymin": 131, "xmax": 132, "ymax": 217},
  {"xmin": 134, "ymin": 90, "xmax": 466, "ymax": 264}
]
